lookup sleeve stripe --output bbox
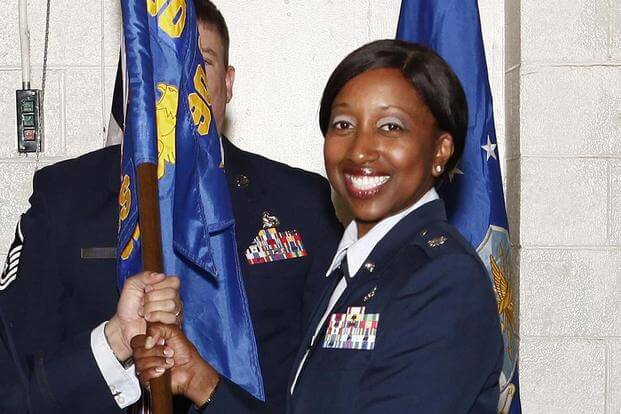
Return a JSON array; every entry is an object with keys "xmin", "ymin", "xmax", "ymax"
[
  {"xmin": 1, "ymin": 219, "xmax": 24, "ymax": 291},
  {"xmin": 0, "ymin": 273, "xmax": 17, "ymax": 290},
  {"xmin": 8, "ymin": 247, "xmax": 22, "ymax": 262}
]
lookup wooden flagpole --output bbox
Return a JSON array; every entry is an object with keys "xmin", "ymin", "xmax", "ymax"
[{"xmin": 136, "ymin": 162, "xmax": 173, "ymax": 414}]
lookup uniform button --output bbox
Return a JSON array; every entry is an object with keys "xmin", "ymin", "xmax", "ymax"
[
  {"xmin": 236, "ymin": 174, "xmax": 249, "ymax": 188},
  {"xmin": 116, "ymin": 395, "xmax": 125, "ymax": 405},
  {"xmin": 364, "ymin": 262, "xmax": 375, "ymax": 273},
  {"xmin": 420, "ymin": 229, "xmax": 428, "ymax": 237}
]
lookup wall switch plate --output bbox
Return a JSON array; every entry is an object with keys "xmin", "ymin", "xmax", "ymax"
[{"xmin": 16, "ymin": 89, "xmax": 43, "ymax": 153}]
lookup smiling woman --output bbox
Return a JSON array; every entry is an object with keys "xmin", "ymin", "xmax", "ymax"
[
  {"xmin": 323, "ymin": 66, "xmax": 454, "ymax": 237},
  {"xmin": 288, "ymin": 40, "xmax": 503, "ymax": 414}
]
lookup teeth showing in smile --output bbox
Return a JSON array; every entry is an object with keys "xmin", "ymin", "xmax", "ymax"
[{"xmin": 346, "ymin": 174, "xmax": 390, "ymax": 191}]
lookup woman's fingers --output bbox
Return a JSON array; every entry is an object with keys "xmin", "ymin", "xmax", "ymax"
[{"xmin": 132, "ymin": 340, "xmax": 175, "ymax": 386}]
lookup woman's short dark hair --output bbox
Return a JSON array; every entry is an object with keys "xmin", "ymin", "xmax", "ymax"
[{"xmin": 319, "ymin": 39, "xmax": 468, "ymax": 180}]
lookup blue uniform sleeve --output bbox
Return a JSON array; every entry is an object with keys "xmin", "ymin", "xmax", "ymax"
[
  {"xmin": 0, "ymin": 170, "xmax": 119, "ymax": 414},
  {"xmin": 355, "ymin": 254, "xmax": 503, "ymax": 413}
]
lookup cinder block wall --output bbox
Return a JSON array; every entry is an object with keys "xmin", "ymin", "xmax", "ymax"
[
  {"xmin": 0, "ymin": 0, "xmax": 505, "ymax": 276},
  {"xmin": 512, "ymin": 0, "xmax": 621, "ymax": 412},
  {"xmin": 0, "ymin": 1, "xmax": 121, "ymax": 255}
]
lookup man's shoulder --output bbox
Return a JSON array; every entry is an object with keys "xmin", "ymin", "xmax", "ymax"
[
  {"xmin": 230, "ymin": 142, "xmax": 328, "ymax": 192},
  {"xmin": 35, "ymin": 145, "xmax": 120, "ymax": 190}
]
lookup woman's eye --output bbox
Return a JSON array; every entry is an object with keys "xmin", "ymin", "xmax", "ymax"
[
  {"xmin": 333, "ymin": 120, "xmax": 352, "ymax": 130},
  {"xmin": 379, "ymin": 122, "xmax": 403, "ymax": 132}
]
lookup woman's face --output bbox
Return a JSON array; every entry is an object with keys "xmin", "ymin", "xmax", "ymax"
[{"xmin": 324, "ymin": 68, "xmax": 453, "ymax": 237}]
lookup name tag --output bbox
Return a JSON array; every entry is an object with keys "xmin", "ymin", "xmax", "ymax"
[
  {"xmin": 80, "ymin": 247, "xmax": 116, "ymax": 259},
  {"xmin": 322, "ymin": 306, "xmax": 379, "ymax": 351}
]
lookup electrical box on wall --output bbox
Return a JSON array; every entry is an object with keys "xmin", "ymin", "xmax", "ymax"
[{"xmin": 16, "ymin": 89, "xmax": 43, "ymax": 153}]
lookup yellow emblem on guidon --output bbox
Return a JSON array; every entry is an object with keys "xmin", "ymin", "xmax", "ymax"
[
  {"xmin": 147, "ymin": 0, "xmax": 187, "ymax": 38},
  {"xmin": 121, "ymin": 224, "xmax": 141, "ymax": 260},
  {"xmin": 155, "ymin": 83, "xmax": 179, "ymax": 179},
  {"xmin": 188, "ymin": 64, "xmax": 212, "ymax": 136},
  {"xmin": 118, "ymin": 174, "xmax": 131, "ymax": 222}
]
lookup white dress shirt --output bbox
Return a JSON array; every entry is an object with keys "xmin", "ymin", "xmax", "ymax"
[
  {"xmin": 290, "ymin": 188, "xmax": 439, "ymax": 393},
  {"xmin": 91, "ymin": 322, "xmax": 141, "ymax": 408}
]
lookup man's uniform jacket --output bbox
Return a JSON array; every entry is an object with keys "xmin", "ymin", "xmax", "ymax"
[{"xmin": 0, "ymin": 138, "xmax": 342, "ymax": 414}]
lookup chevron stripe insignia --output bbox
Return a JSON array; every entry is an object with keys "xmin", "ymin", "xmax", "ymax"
[{"xmin": 1, "ymin": 219, "xmax": 24, "ymax": 291}]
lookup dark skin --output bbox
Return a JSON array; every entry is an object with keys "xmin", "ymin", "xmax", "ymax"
[
  {"xmin": 323, "ymin": 68, "xmax": 454, "ymax": 237},
  {"xmin": 131, "ymin": 323, "xmax": 219, "ymax": 406}
]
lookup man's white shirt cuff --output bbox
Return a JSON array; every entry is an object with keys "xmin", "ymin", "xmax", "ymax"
[{"xmin": 90, "ymin": 321, "xmax": 141, "ymax": 408}]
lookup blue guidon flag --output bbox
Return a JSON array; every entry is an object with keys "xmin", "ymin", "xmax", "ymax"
[
  {"xmin": 118, "ymin": 0, "xmax": 264, "ymax": 401},
  {"xmin": 397, "ymin": 1, "xmax": 521, "ymax": 413}
]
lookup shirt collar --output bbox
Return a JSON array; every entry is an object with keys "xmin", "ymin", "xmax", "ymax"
[
  {"xmin": 219, "ymin": 135, "xmax": 225, "ymax": 165},
  {"xmin": 325, "ymin": 188, "xmax": 439, "ymax": 277}
]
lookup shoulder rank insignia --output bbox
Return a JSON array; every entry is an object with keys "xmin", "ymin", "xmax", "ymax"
[
  {"xmin": 427, "ymin": 236, "xmax": 447, "ymax": 248},
  {"xmin": 323, "ymin": 306, "xmax": 379, "ymax": 351},
  {"xmin": 245, "ymin": 212, "xmax": 307, "ymax": 265}
]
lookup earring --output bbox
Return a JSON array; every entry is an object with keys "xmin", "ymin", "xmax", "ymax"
[{"xmin": 435, "ymin": 165, "xmax": 443, "ymax": 173}]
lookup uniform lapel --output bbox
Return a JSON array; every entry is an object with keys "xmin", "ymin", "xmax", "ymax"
[{"xmin": 287, "ymin": 270, "xmax": 341, "ymax": 398}]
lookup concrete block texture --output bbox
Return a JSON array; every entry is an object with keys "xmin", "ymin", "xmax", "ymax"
[
  {"xmin": 505, "ymin": 0, "xmax": 520, "ymax": 69},
  {"xmin": 520, "ymin": 66, "xmax": 621, "ymax": 157},
  {"xmin": 0, "ymin": 163, "xmax": 36, "ymax": 251},
  {"xmin": 218, "ymin": 0, "xmax": 376, "ymax": 176},
  {"xmin": 103, "ymin": 1, "xmax": 122, "ymax": 67},
  {"xmin": 506, "ymin": 158, "xmax": 521, "ymax": 246},
  {"xmin": 520, "ymin": 248, "xmax": 621, "ymax": 337},
  {"xmin": 521, "ymin": 0, "xmax": 609, "ymax": 64},
  {"xmin": 521, "ymin": 338, "xmax": 606, "ymax": 414},
  {"xmin": 64, "ymin": 69, "xmax": 104, "ymax": 157},
  {"xmin": 610, "ymin": 339, "xmax": 621, "ymax": 413},
  {"xmin": 611, "ymin": 160, "xmax": 621, "ymax": 244},
  {"xmin": 10, "ymin": 0, "xmax": 102, "ymax": 68},
  {"xmin": 613, "ymin": 0, "xmax": 621, "ymax": 60},
  {"xmin": 520, "ymin": 157, "xmax": 607, "ymax": 246},
  {"xmin": 505, "ymin": 68, "xmax": 520, "ymax": 160}
]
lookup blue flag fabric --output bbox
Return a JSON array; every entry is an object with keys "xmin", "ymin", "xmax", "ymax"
[
  {"xmin": 397, "ymin": 1, "xmax": 521, "ymax": 412},
  {"xmin": 118, "ymin": 0, "xmax": 264, "ymax": 401}
]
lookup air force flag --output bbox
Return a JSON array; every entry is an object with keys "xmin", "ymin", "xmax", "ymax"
[{"xmin": 397, "ymin": 1, "xmax": 521, "ymax": 412}]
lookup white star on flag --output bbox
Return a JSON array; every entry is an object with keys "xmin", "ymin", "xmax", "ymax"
[{"xmin": 481, "ymin": 135, "xmax": 497, "ymax": 161}]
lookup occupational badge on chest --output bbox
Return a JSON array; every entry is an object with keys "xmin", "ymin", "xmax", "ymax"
[
  {"xmin": 323, "ymin": 306, "xmax": 380, "ymax": 351},
  {"xmin": 245, "ymin": 211, "xmax": 308, "ymax": 265}
]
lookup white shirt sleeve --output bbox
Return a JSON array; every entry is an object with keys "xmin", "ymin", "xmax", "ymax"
[{"xmin": 90, "ymin": 321, "xmax": 141, "ymax": 408}]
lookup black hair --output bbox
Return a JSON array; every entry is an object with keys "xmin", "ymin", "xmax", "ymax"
[
  {"xmin": 194, "ymin": 0, "xmax": 230, "ymax": 66},
  {"xmin": 319, "ymin": 39, "xmax": 468, "ymax": 181}
]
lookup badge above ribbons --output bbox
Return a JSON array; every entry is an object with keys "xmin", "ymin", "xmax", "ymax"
[{"xmin": 245, "ymin": 211, "xmax": 308, "ymax": 265}]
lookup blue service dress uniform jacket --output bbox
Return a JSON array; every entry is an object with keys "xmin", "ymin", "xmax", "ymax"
[
  {"xmin": 288, "ymin": 200, "xmax": 503, "ymax": 414},
  {"xmin": 0, "ymin": 138, "xmax": 342, "ymax": 414}
]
